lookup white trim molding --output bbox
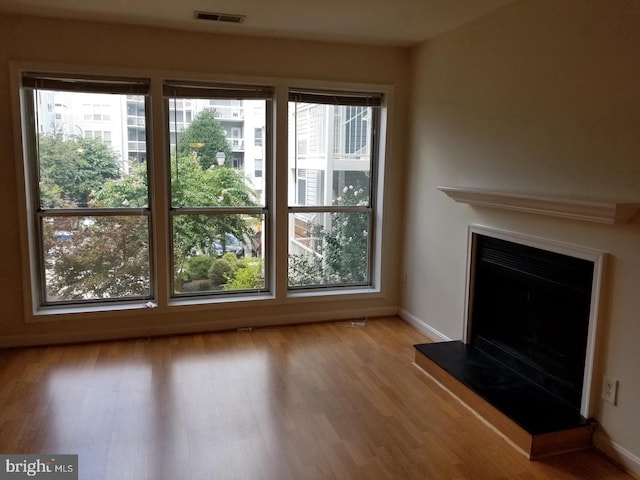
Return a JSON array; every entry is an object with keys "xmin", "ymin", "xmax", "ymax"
[
  {"xmin": 399, "ymin": 309, "xmax": 452, "ymax": 342},
  {"xmin": 463, "ymin": 225, "xmax": 607, "ymax": 419},
  {"xmin": 593, "ymin": 430, "xmax": 640, "ymax": 479},
  {"xmin": 438, "ymin": 186, "xmax": 640, "ymax": 225}
]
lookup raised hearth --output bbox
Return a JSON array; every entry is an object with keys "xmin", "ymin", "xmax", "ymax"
[{"xmin": 414, "ymin": 341, "xmax": 595, "ymax": 459}]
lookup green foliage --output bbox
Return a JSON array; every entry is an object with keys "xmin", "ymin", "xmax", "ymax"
[
  {"xmin": 40, "ymin": 113, "xmax": 259, "ymax": 300},
  {"xmin": 38, "ymin": 133, "xmax": 147, "ymax": 300},
  {"xmin": 170, "ymin": 155, "xmax": 258, "ymax": 278},
  {"xmin": 172, "ymin": 155, "xmax": 255, "ymax": 207},
  {"xmin": 92, "ymin": 161, "xmax": 148, "ymax": 208},
  {"xmin": 40, "ymin": 134, "xmax": 150, "ymax": 299},
  {"xmin": 43, "ymin": 216, "xmax": 150, "ymax": 300},
  {"xmin": 209, "ymin": 258, "xmax": 233, "ymax": 285},
  {"xmin": 288, "ymin": 183, "xmax": 369, "ymax": 287},
  {"xmin": 176, "ymin": 109, "xmax": 232, "ymax": 170},
  {"xmin": 184, "ymin": 255, "xmax": 215, "ymax": 281},
  {"xmin": 179, "ymin": 279, "xmax": 213, "ymax": 292},
  {"xmin": 40, "ymin": 127, "xmax": 257, "ymax": 299},
  {"xmin": 38, "ymin": 133, "xmax": 120, "ymax": 207},
  {"xmin": 288, "ymin": 254, "xmax": 325, "ymax": 287},
  {"xmin": 92, "ymin": 152, "xmax": 257, "ymax": 288},
  {"xmin": 223, "ymin": 258, "xmax": 264, "ymax": 290},
  {"xmin": 322, "ymin": 192, "xmax": 368, "ymax": 283},
  {"xmin": 221, "ymin": 252, "xmax": 239, "ymax": 268}
]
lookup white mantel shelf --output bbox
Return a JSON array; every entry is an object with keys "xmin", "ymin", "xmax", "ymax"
[{"xmin": 438, "ymin": 186, "xmax": 640, "ymax": 225}]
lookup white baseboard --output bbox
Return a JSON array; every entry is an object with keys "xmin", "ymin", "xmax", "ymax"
[
  {"xmin": 0, "ymin": 306, "xmax": 399, "ymax": 348},
  {"xmin": 398, "ymin": 309, "xmax": 452, "ymax": 342},
  {"xmin": 593, "ymin": 429, "xmax": 640, "ymax": 479}
]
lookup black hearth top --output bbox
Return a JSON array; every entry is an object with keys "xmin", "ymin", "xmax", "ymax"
[{"xmin": 414, "ymin": 341, "xmax": 592, "ymax": 436}]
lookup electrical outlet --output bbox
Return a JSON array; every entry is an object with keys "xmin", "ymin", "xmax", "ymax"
[
  {"xmin": 602, "ymin": 375, "xmax": 618, "ymax": 405},
  {"xmin": 401, "ymin": 274, "xmax": 408, "ymax": 289}
]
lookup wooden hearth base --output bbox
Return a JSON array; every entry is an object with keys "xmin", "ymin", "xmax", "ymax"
[{"xmin": 414, "ymin": 342, "xmax": 595, "ymax": 460}]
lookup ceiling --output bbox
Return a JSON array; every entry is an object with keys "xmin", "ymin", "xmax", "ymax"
[{"xmin": 0, "ymin": 0, "xmax": 514, "ymax": 47}]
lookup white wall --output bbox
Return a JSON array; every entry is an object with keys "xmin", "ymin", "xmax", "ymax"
[{"xmin": 403, "ymin": 0, "xmax": 640, "ymax": 473}]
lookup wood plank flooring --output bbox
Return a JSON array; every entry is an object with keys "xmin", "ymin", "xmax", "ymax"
[{"xmin": 0, "ymin": 317, "xmax": 633, "ymax": 480}]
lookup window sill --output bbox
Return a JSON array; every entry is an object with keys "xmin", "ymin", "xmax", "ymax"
[
  {"xmin": 168, "ymin": 293, "xmax": 275, "ymax": 309},
  {"xmin": 27, "ymin": 288, "xmax": 379, "ymax": 324},
  {"xmin": 29, "ymin": 301, "xmax": 158, "ymax": 323},
  {"xmin": 287, "ymin": 286, "xmax": 381, "ymax": 301}
]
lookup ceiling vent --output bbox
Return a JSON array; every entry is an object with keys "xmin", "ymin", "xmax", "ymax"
[{"xmin": 194, "ymin": 11, "xmax": 246, "ymax": 23}]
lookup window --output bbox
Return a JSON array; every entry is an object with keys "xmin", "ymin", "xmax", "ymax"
[
  {"xmin": 295, "ymin": 168, "xmax": 324, "ymax": 206},
  {"xmin": 83, "ymin": 103, "xmax": 111, "ymax": 121},
  {"xmin": 232, "ymin": 152, "xmax": 244, "ymax": 169},
  {"xmin": 17, "ymin": 71, "xmax": 384, "ymax": 315},
  {"xmin": 21, "ymin": 73, "xmax": 152, "ymax": 306},
  {"xmin": 288, "ymin": 89, "xmax": 381, "ymax": 289},
  {"xmin": 164, "ymin": 81, "xmax": 272, "ymax": 297}
]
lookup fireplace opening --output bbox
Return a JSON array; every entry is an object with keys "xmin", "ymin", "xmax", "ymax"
[{"xmin": 470, "ymin": 235, "xmax": 594, "ymax": 411}]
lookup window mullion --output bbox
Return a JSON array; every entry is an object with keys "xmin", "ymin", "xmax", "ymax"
[
  {"xmin": 171, "ymin": 206, "xmax": 267, "ymax": 216},
  {"xmin": 150, "ymin": 78, "xmax": 169, "ymax": 308},
  {"xmin": 37, "ymin": 208, "xmax": 149, "ymax": 217},
  {"xmin": 287, "ymin": 205, "xmax": 370, "ymax": 214}
]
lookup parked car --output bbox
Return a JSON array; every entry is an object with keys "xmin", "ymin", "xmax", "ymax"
[{"xmin": 212, "ymin": 233, "xmax": 245, "ymax": 258}]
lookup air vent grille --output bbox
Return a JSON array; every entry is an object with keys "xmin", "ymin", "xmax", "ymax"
[
  {"xmin": 476, "ymin": 236, "xmax": 594, "ymax": 294},
  {"xmin": 194, "ymin": 11, "xmax": 246, "ymax": 23}
]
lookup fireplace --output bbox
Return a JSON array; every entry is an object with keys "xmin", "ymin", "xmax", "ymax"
[
  {"xmin": 463, "ymin": 226, "xmax": 605, "ymax": 417},
  {"xmin": 469, "ymin": 234, "xmax": 594, "ymax": 410},
  {"xmin": 413, "ymin": 225, "xmax": 606, "ymax": 457}
]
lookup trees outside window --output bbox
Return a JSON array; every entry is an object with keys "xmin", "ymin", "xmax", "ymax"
[
  {"xmin": 287, "ymin": 90, "xmax": 381, "ymax": 289},
  {"xmin": 38, "ymin": 133, "xmax": 120, "ymax": 208},
  {"xmin": 19, "ymin": 73, "xmax": 383, "ymax": 312},
  {"xmin": 176, "ymin": 108, "xmax": 232, "ymax": 169},
  {"xmin": 165, "ymin": 82, "xmax": 271, "ymax": 296},
  {"xmin": 21, "ymin": 76, "xmax": 152, "ymax": 304},
  {"xmin": 23, "ymin": 75, "xmax": 270, "ymax": 305}
]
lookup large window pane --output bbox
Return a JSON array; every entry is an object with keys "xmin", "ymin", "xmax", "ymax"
[
  {"xmin": 166, "ymin": 83, "xmax": 271, "ymax": 299},
  {"xmin": 24, "ymin": 74, "xmax": 152, "ymax": 308},
  {"xmin": 168, "ymin": 97, "xmax": 266, "ymax": 207},
  {"xmin": 171, "ymin": 154, "xmax": 258, "ymax": 208},
  {"xmin": 173, "ymin": 214, "xmax": 265, "ymax": 295},
  {"xmin": 288, "ymin": 102, "xmax": 373, "ymax": 207},
  {"xmin": 288, "ymin": 90, "xmax": 380, "ymax": 290},
  {"xmin": 34, "ymin": 90, "xmax": 147, "ymax": 209},
  {"xmin": 288, "ymin": 212, "xmax": 370, "ymax": 287},
  {"xmin": 42, "ymin": 216, "xmax": 151, "ymax": 302}
]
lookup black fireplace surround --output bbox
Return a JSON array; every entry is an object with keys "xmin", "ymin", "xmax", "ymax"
[{"xmin": 470, "ymin": 235, "xmax": 594, "ymax": 410}]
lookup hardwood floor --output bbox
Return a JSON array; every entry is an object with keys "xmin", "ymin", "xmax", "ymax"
[{"xmin": 0, "ymin": 317, "xmax": 633, "ymax": 480}]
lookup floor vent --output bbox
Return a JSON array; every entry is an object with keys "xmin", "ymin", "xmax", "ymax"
[{"xmin": 194, "ymin": 11, "xmax": 246, "ymax": 24}]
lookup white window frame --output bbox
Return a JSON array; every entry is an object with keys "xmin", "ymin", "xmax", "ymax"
[
  {"xmin": 163, "ymin": 80, "xmax": 273, "ymax": 299},
  {"xmin": 287, "ymin": 88, "xmax": 383, "ymax": 291},
  {"xmin": 18, "ymin": 71, "xmax": 155, "ymax": 311},
  {"xmin": 11, "ymin": 63, "xmax": 390, "ymax": 323}
]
